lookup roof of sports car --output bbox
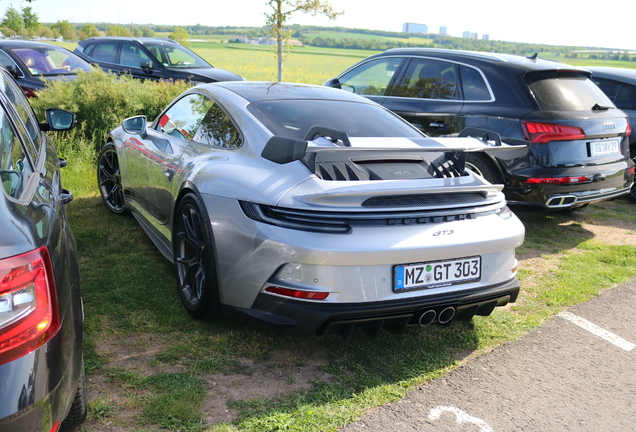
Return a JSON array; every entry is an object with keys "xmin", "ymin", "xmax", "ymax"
[{"xmin": 205, "ymin": 81, "xmax": 370, "ymax": 103}]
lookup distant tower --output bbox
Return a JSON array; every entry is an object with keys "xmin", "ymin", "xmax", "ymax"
[
  {"xmin": 482, "ymin": 34, "xmax": 490, "ymax": 40},
  {"xmin": 439, "ymin": 26, "xmax": 447, "ymax": 36},
  {"xmin": 403, "ymin": 23, "xmax": 428, "ymax": 34},
  {"xmin": 462, "ymin": 31, "xmax": 471, "ymax": 38}
]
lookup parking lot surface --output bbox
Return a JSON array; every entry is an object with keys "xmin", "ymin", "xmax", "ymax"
[{"xmin": 340, "ymin": 278, "xmax": 636, "ymax": 431}]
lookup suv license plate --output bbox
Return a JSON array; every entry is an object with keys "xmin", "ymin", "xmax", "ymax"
[
  {"xmin": 590, "ymin": 139, "xmax": 620, "ymax": 156},
  {"xmin": 394, "ymin": 256, "xmax": 481, "ymax": 292}
]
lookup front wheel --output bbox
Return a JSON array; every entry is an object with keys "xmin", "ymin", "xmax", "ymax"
[
  {"xmin": 173, "ymin": 193, "xmax": 222, "ymax": 320},
  {"xmin": 97, "ymin": 143, "xmax": 127, "ymax": 214}
]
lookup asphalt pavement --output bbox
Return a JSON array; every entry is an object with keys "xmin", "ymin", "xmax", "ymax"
[{"xmin": 339, "ymin": 278, "xmax": 636, "ymax": 432}]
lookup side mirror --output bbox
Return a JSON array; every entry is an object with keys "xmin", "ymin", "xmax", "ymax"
[
  {"xmin": 140, "ymin": 61, "xmax": 153, "ymax": 71},
  {"xmin": 5, "ymin": 65, "xmax": 24, "ymax": 79},
  {"xmin": 261, "ymin": 136, "xmax": 307, "ymax": 164},
  {"xmin": 323, "ymin": 78, "xmax": 341, "ymax": 89},
  {"xmin": 44, "ymin": 108, "xmax": 76, "ymax": 131},
  {"xmin": 122, "ymin": 115, "xmax": 147, "ymax": 138}
]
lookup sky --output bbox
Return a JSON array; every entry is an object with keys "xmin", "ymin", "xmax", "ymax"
[{"xmin": 19, "ymin": 0, "xmax": 636, "ymax": 51}]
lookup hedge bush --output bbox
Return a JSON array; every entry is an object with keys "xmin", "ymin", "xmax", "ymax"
[{"xmin": 31, "ymin": 68, "xmax": 191, "ymax": 151}]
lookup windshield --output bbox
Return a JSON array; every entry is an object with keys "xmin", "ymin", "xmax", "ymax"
[
  {"xmin": 144, "ymin": 42, "xmax": 211, "ymax": 69},
  {"xmin": 247, "ymin": 99, "xmax": 425, "ymax": 140},
  {"xmin": 12, "ymin": 46, "xmax": 92, "ymax": 76}
]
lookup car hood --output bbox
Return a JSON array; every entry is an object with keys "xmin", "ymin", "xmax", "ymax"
[{"xmin": 169, "ymin": 67, "xmax": 244, "ymax": 82}]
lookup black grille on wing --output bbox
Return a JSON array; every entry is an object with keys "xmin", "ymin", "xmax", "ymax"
[
  {"xmin": 306, "ymin": 152, "xmax": 468, "ymax": 181},
  {"xmin": 361, "ymin": 192, "xmax": 485, "ymax": 208}
]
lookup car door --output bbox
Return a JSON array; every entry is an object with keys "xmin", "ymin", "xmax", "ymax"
[
  {"xmin": 117, "ymin": 43, "xmax": 160, "ymax": 80},
  {"xmin": 381, "ymin": 57, "xmax": 465, "ymax": 136},
  {"xmin": 124, "ymin": 93, "xmax": 214, "ymax": 224}
]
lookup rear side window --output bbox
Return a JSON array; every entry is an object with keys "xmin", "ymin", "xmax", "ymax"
[
  {"xmin": 527, "ymin": 72, "xmax": 614, "ymax": 111},
  {"xmin": 193, "ymin": 103, "xmax": 242, "ymax": 148},
  {"xmin": 0, "ymin": 104, "xmax": 33, "ymax": 199},
  {"xmin": 390, "ymin": 58, "xmax": 458, "ymax": 100},
  {"xmin": 0, "ymin": 72, "xmax": 40, "ymax": 157},
  {"xmin": 460, "ymin": 65, "xmax": 491, "ymax": 101},
  {"xmin": 338, "ymin": 57, "xmax": 405, "ymax": 96}
]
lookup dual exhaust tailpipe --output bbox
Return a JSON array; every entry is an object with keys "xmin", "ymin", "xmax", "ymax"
[{"xmin": 418, "ymin": 307, "xmax": 456, "ymax": 327}]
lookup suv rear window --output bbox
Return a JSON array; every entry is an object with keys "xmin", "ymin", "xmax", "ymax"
[{"xmin": 526, "ymin": 71, "xmax": 614, "ymax": 111}]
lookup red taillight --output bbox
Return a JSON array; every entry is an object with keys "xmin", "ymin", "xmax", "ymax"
[
  {"xmin": 526, "ymin": 176, "xmax": 592, "ymax": 184},
  {"xmin": 265, "ymin": 286, "xmax": 329, "ymax": 300},
  {"xmin": 627, "ymin": 123, "xmax": 632, "ymax": 137},
  {"xmin": 521, "ymin": 121, "xmax": 585, "ymax": 144},
  {"xmin": 0, "ymin": 247, "xmax": 60, "ymax": 365},
  {"xmin": 21, "ymin": 87, "xmax": 38, "ymax": 98}
]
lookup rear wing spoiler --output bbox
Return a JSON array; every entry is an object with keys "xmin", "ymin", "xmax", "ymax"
[{"xmin": 261, "ymin": 126, "xmax": 528, "ymax": 179}]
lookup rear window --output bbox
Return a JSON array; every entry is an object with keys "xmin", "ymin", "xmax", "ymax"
[
  {"xmin": 527, "ymin": 71, "xmax": 614, "ymax": 111},
  {"xmin": 247, "ymin": 100, "xmax": 423, "ymax": 140}
]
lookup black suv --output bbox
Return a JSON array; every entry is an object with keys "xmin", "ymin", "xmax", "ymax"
[
  {"xmin": 325, "ymin": 49, "xmax": 634, "ymax": 210},
  {"xmin": 0, "ymin": 67, "xmax": 85, "ymax": 431},
  {"xmin": 74, "ymin": 36, "xmax": 243, "ymax": 84}
]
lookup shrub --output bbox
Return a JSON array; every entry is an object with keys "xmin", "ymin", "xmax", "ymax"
[{"xmin": 31, "ymin": 68, "xmax": 191, "ymax": 151}]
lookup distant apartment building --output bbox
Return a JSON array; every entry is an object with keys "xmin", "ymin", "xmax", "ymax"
[
  {"xmin": 482, "ymin": 34, "xmax": 489, "ymax": 40},
  {"xmin": 403, "ymin": 22, "xmax": 428, "ymax": 34},
  {"xmin": 462, "ymin": 31, "xmax": 471, "ymax": 38},
  {"xmin": 439, "ymin": 26, "xmax": 447, "ymax": 36}
]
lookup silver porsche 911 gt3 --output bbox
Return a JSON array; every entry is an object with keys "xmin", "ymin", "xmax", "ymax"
[{"xmin": 97, "ymin": 81, "xmax": 525, "ymax": 337}]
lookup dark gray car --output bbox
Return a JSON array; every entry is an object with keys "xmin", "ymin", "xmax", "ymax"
[
  {"xmin": 0, "ymin": 67, "xmax": 85, "ymax": 431},
  {"xmin": 585, "ymin": 66, "xmax": 636, "ymax": 201},
  {"xmin": 74, "ymin": 36, "xmax": 243, "ymax": 84}
]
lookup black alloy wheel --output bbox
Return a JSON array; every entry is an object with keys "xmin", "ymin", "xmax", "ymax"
[
  {"xmin": 97, "ymin": 143, "xmax": 126, "ymax": 214},
  {"xmin": 173, "ymin": 193, "xmax": 222, "ymax": 320}
]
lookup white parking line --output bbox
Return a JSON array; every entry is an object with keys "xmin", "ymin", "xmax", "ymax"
[
  {"xmin": 428, "ymin": 406, "xmax": 494, "ymax": 432},
  {"xmin": 558, "ymin": 311, "xmax": 636, "ymax": 352}
]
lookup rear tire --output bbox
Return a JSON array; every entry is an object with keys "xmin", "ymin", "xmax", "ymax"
[
  {"xmin": 61, "ymin": 358, "xmax": 87, "ymax": 431},
  {"xmin": 173, "ymin": 193, "xmax": 222, "ymax": 320},
  {"xmin": 465, "ymin": 154, "xmax": 504, "ymax": 185}
]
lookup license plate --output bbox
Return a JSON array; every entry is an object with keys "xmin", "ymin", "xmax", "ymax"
[
  {"xmin": 394, "ymin": 256, "xmax": 481, "ymax": 292},
  {"xmin": 590, "ymin": 139, "xmax": 620, "ymax": 156}
]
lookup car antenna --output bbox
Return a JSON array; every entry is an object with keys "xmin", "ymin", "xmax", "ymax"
[{"xmin": 527, "ymin": 52, "xmax": 538, "ymax": 60}]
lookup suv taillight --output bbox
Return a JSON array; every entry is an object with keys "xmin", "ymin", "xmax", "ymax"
[
  {"xmin": 0, "ymin": 247, "xmax": 60, "ymax": 365},
  {"xmin": 521, "ymin": 121, "xmax": 585, "ymax": 144}
]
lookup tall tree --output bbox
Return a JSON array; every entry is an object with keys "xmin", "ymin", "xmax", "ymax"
[
  {"xmin": 169, "ymin": 27, "xmax": 189, "ymax": 46},
  {"xmin": 21, "ymin": 6, "xmax": 38, "ymax": 29},
  {"xmin": 1, "ymin": 5, "xmax": 22, "ymax": 33},
  {"xmin": 266, "ymin": 0, "xmax": 341, "ymax": 82}
]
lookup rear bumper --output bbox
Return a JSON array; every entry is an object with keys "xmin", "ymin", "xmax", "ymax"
[
  {"xmin": 224, "ymin": 277, "xmax": 520, "ymax": 337},
  {"xmin": 505, "ymin": 161, "xmax": 633, "ymax": 209}
]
